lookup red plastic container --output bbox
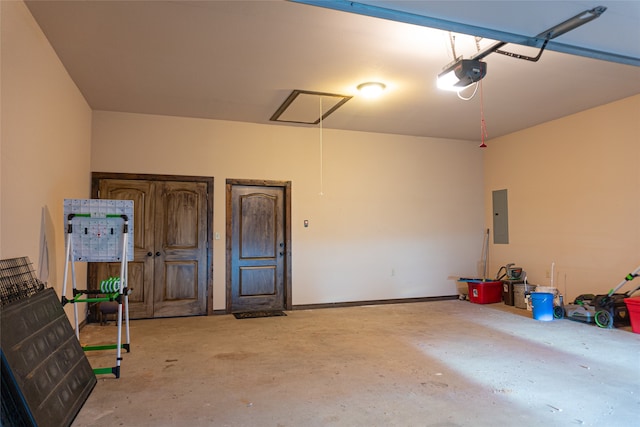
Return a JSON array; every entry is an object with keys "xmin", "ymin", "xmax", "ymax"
[
  {"xmin": 467, "ymin": 281, "xmax": 503, "ymax": 304},
  {"xmin": 624, "ymin": 297, "xmax": 640, "ymax": 334}
]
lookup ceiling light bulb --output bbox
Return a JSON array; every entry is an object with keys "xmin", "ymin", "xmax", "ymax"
[
  {"xmin": 437, "ymin": 69, "xmax": 467, "ymax": 92},
  {"xmin": 357, "ymin": 82, "xmax": 386, "ymax": 98}
]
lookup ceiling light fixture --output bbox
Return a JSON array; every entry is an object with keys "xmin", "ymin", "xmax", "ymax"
[{"xmin": 357, "ymin": 82, "xmax": 386, "ymax": 98}]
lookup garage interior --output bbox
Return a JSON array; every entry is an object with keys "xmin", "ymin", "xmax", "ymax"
[{"xmin": 2, "ymin": 1, "xmax": 639, "ymax": 426}]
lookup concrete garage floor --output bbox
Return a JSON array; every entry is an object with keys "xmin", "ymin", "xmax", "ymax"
[{"xmin": 72, "ymin": 300, "xmax": 639, "ymax": 427}]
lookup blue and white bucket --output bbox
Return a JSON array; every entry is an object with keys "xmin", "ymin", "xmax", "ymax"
[{"xmin": 531, "ymin": 292, "xmax": 554, "ymax": 321}]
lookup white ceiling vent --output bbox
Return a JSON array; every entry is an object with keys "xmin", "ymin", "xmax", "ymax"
[{"xmin": 270, "ymin": 90, "xmax": 352, "ymax": 125}]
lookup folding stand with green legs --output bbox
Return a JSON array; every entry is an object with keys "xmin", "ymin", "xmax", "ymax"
[{"xmin": 61, "ymin": 199, "xmax": 134, "ymax": 378}]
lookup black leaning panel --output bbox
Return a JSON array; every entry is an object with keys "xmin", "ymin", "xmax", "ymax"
[{"xmin": 1, "ymin": 288, "xmax": 96, "ymax": 427}]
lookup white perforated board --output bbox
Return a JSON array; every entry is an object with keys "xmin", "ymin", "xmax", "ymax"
[{"xmin": 63, "ymin": 199, "xmax": 134, "ymax": 262}]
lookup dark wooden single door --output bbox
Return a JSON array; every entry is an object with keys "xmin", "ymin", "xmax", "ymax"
[
  {"xmin": 94, "ymin": 175, "xmax": 211, "ymax": 318},
  {"xmin": 227, "ymin": 181, "xmax": 291, "ymax": 313}
]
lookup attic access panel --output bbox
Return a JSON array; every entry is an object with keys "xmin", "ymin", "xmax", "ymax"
[{"xmin": 270, "ymin": 90, "xmax": 352, "ymax": 125}]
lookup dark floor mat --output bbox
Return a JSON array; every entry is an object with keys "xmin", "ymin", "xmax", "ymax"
[{"xmin": 233, "ymin": 310, "xmax": 287, "ymax": 319}]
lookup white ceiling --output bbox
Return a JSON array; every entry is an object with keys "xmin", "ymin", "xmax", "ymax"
[{"xmin": 24, "ymin": 0, "xmax": 640, "ymax": 141}]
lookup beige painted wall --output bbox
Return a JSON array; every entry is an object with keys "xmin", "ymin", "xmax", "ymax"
[
  {"xmin": 8, "ymin": 0, "xmax": 637, "ymax": 315},
  {"xmin": 484, "ymin": 94, "xmax": 640, "ymax": 300},
  {"xmin": 91, "ymin": 112, "xmax": 485, "ymax": 309},
  {"xmin": 1, "ymin": 1, "xmax": 92, "ymax": 319}
]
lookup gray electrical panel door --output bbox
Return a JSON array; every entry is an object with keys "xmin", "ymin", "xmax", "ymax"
[{"xmin": 492, "ymin": 189, "xmax": 509, "ymax": 244}]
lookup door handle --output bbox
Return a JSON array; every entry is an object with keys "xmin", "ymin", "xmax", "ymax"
[
  {"xmin": 147, "ymin": 252, "xmax": 153, "ymax": 257},
  {"xmin": 156, "ymin": 252, "xmax": 161, "ymax": 257},
  {"xmin": 279, "ymin": 251, "xmax": 284, "ymax": 256}
]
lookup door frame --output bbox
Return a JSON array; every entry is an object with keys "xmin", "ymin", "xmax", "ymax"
[
  {"xmin": 225, "ymin": 179, "xmax": 292, "ymax": 313},
  {"xmin": 90, "ymin": 172, "xmax": 215, "ymax": 315}
]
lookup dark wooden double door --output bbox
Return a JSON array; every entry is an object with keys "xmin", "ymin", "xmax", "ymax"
[{"xmin": 92, "ymin": 173, "xmax": 212, "ymax": 319}]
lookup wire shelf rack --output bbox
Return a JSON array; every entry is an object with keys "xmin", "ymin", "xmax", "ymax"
[{"xmin": 0, "ymin": 257, "xmax": 45, "ymax": 306}]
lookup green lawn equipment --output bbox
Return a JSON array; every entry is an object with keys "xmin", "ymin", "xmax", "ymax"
[
  {"xmin": 555, "ymin": 265, "xmax": 640, "ymax": 328},
  {"xmin": 592, "ymin": 265, "xmax": 640, "ymax": 328}
]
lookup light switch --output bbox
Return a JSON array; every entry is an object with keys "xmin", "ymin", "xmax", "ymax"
[
  {"xmin": 304, "ymin": 220, "xmax": 309, "ymax": 228},
  {"xmin": 215, "ymin": 232, "xmax": 220, "ymax": 240}
]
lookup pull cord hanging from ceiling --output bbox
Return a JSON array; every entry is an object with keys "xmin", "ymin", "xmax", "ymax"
[
  {"xmin": 476, "ymin": 36, "xmax": 488, "ymax": 147},
  {"xmin": 479, "ymin": 79, "xmax": 488, "ymax": 148},
  {"xmin": 447, "ymin": 32, "xmax": 488, "ymax": 147},
  {"xmin": 449, "ymin": 31, "xmax": 488, "ymax": 148},
  {"xmin": 319, "ymin": 96, "xmax": 324, "ymax": 196}
]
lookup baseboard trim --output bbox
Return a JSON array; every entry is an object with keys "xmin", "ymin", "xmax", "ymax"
[
  {"xmin": 292, "ymin": 295, "xmax": 459, "ymax": 311},
  {"xmin": 212, "ymin": 295, "xmax": 458, "ymax": 315}
]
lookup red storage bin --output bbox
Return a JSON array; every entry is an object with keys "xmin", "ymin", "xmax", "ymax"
[
  {"xmin": 467, "ymin": 281, "xmax": 503, "ymax": 304},
  {"xmin": 624, "ymin": 297, "xmax": 640, "ymax": 334}
]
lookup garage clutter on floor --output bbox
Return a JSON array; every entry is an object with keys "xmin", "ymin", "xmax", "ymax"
[{"xmin": 459, "ymin": 262, "xmax": 640, "ymax": 332}]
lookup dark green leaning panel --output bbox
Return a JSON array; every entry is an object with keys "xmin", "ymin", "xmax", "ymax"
[{"xmin": 1, "ymin": 288, "xmax": 96, "ymax": 427}]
